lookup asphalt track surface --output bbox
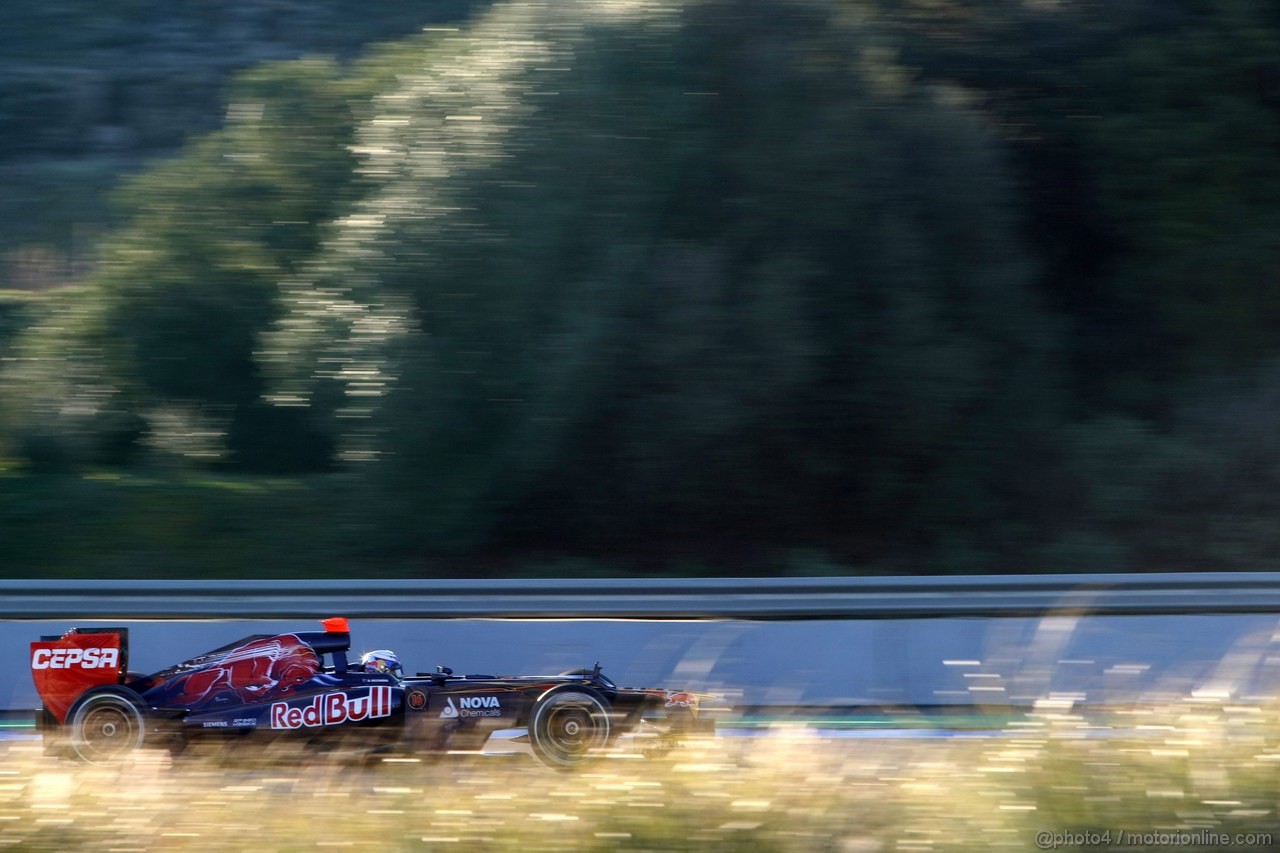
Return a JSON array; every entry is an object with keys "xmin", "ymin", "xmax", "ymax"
[
  {"xmin": 9, "ymin": 610, "xmax": 1280, "ymax": 714},
  {"xmin": 0, "ymin": 714, "xmax": 1016, "ymax": 743}
]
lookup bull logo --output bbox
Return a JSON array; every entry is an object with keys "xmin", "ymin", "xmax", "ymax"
[
  {"xmin": 164, "ymin": 635, "xmax": 321, "ymax": 708},
  {"xmin": 664, "ymin": 691, "xmax": 697, "ymax": 709}
]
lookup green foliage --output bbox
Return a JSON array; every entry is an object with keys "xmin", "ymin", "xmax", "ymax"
[
  {"xmin": 0, "ymin": 159, "xmax": 124, "ymax": 263},
  {"xmin": 0, "ymin": 290, "xmax": 40, "ymax": 352},
  {"xmin": 74, "ymin": 57, "xmax": 380, "ymax": 470},
  {"xmin": 884, "ymin": 0, "xmax": 1280, "ymax": 413},
  {"xmin": 0, "ymin": 285, "xmax": 145, "ymax": 470},
  {"xmin": 0, "ymin": 471, "xmax": 359, "ymax": 577},
  {"xmin": 0, "ymin": 1, "xmax": 488, "ymax": 291},
  {"xmin": 266, "ymin": 0, "xmax": 1059, "ymax": 566},
  {"xmin": 8, "ymin": 0, "xmax": 1280, "ymax": 576},
  {"xmin": 1083, "ymin": 1, "xmax": 1280, "ymax": 384}
]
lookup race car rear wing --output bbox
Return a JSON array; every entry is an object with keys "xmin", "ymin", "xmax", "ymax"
[{"xmin": 30, "ymin": 628, "xmax": 129, "ymax": 724}]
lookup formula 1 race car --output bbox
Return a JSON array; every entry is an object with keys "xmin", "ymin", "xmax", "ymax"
[{"xmin": 31, "ymin": 618, "xmax": 715, "ymax": 767}]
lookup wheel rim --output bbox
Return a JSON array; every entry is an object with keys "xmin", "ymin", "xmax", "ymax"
[
  {"xmin": 532, "ymin": 692, "xmax": 609, "ymax": 767},
  {"xmin": 545, "ymin": 706, "xmax": 593, "ymax": 754},
  {"xmin": 73, "ymin": 697, "xmax": 143, "ymax": 763}
]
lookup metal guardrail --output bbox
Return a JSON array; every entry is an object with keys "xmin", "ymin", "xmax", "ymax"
[{"xmin": 1, "ymin": 574, "xmax": 1279, "ymax": 620}]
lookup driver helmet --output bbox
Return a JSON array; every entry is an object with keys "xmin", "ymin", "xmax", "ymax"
[{"xmin": 360, "ymin": 649, "xmax": 403, "ymax": 681}]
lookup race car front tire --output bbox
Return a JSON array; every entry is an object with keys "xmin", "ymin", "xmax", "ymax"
[
  {"xmin": 67, "ymin": 688, "xmax": 146, "ymax": 764},
  {"xmin": 528, "ymin": 688, "xmax": 611, "ymax": 769}
]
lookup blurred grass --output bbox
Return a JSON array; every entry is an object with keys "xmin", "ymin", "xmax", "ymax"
[{"xmin": 2, "ymin": 696, "xmax": 1280, "ymax": 851}]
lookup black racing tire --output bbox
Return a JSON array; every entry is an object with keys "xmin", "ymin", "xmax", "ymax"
[
  {"xmin": 67, "ymin": 689, "xmax": 146, "ymax": 764},
  {"xmin": 528, "ymin": 687, "xmax": 611, "ymax": 769}
]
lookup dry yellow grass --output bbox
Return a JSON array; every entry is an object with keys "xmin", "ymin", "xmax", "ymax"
[{"xmin": 3, "ymin": 700, "xmax": 1279, "ymax": 852}]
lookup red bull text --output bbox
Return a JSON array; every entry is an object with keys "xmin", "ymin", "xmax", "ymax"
[{"xmin": 269, "ymin": 687, "xmax": 394, "ymax": 730}]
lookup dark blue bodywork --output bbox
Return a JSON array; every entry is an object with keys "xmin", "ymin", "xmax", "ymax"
[{"xmin": 35, "ymin": 621, "xmax": 709, "ymax": 765}]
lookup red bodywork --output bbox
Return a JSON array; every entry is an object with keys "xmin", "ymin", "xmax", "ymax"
[
  {"xmin": 30, "ymin": 629, "xmax": 127, "ymax": 723},
  {"xmin": 163, "ymin": 634, "xmax": 320, "ymax": 707}
]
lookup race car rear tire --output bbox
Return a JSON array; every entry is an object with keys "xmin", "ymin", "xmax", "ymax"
[
  {"xmin": 68, "ymin": 689, "xmax": 146, "ymax": 764},
  {"xmin": 528, "ymin": 688, "xmax": 611, "ymax": 769}
]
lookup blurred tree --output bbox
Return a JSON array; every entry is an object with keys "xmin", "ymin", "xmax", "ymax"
[
  {"xmin": 98, "ymin": 58, "xmax": 373, "ymax": 469},
  {"xmin": 883, "ymin": 0, "xmax": 1280, "ymax": 415},
  {"xmin": 1074, "ymin": 361, "xmax": 1280, "ymax": 572},
  {"xmin": 0, "ymin": 288, "xmax": 144, "ymax": 470},
  {"xmin": 272, "ymin": 0, "xmax": 1061, "ymax": 566},
  {"xmin": 1083, "ymin": 1, "xmax": 1280, "ymax": 392},
  {"xmin": 4, "ymin": 57, "xmax": 382, "ymax": 470},
  {"xmin": 9, "ymin": 0, "xmax": 1280, "ymax": 575}
]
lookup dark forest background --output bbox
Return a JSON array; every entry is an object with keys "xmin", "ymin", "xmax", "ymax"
[{"xmin": 4, "ymin": 0, "xmax": 1280, "ymax": 578}]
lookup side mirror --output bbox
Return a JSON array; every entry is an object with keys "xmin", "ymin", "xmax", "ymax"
[{"xmin": 436, "ymin": 665, "xmax": 453, "ymax": 676}]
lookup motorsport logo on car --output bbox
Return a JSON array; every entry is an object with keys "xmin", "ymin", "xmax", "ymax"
[
  {"xmin": 664, "ymin": 690, "xmax": 697, "ymax": 708},
  {"xmin": 31, "ymin": 647, "xmax": 120, "ymax": 670},
  {"xmin": 439, "ymin": 695, "xmax": 502, "ymax": 719},
  {"xmin": 270, "ymin": 686, "xmax": 394, "ymax": 730}
]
